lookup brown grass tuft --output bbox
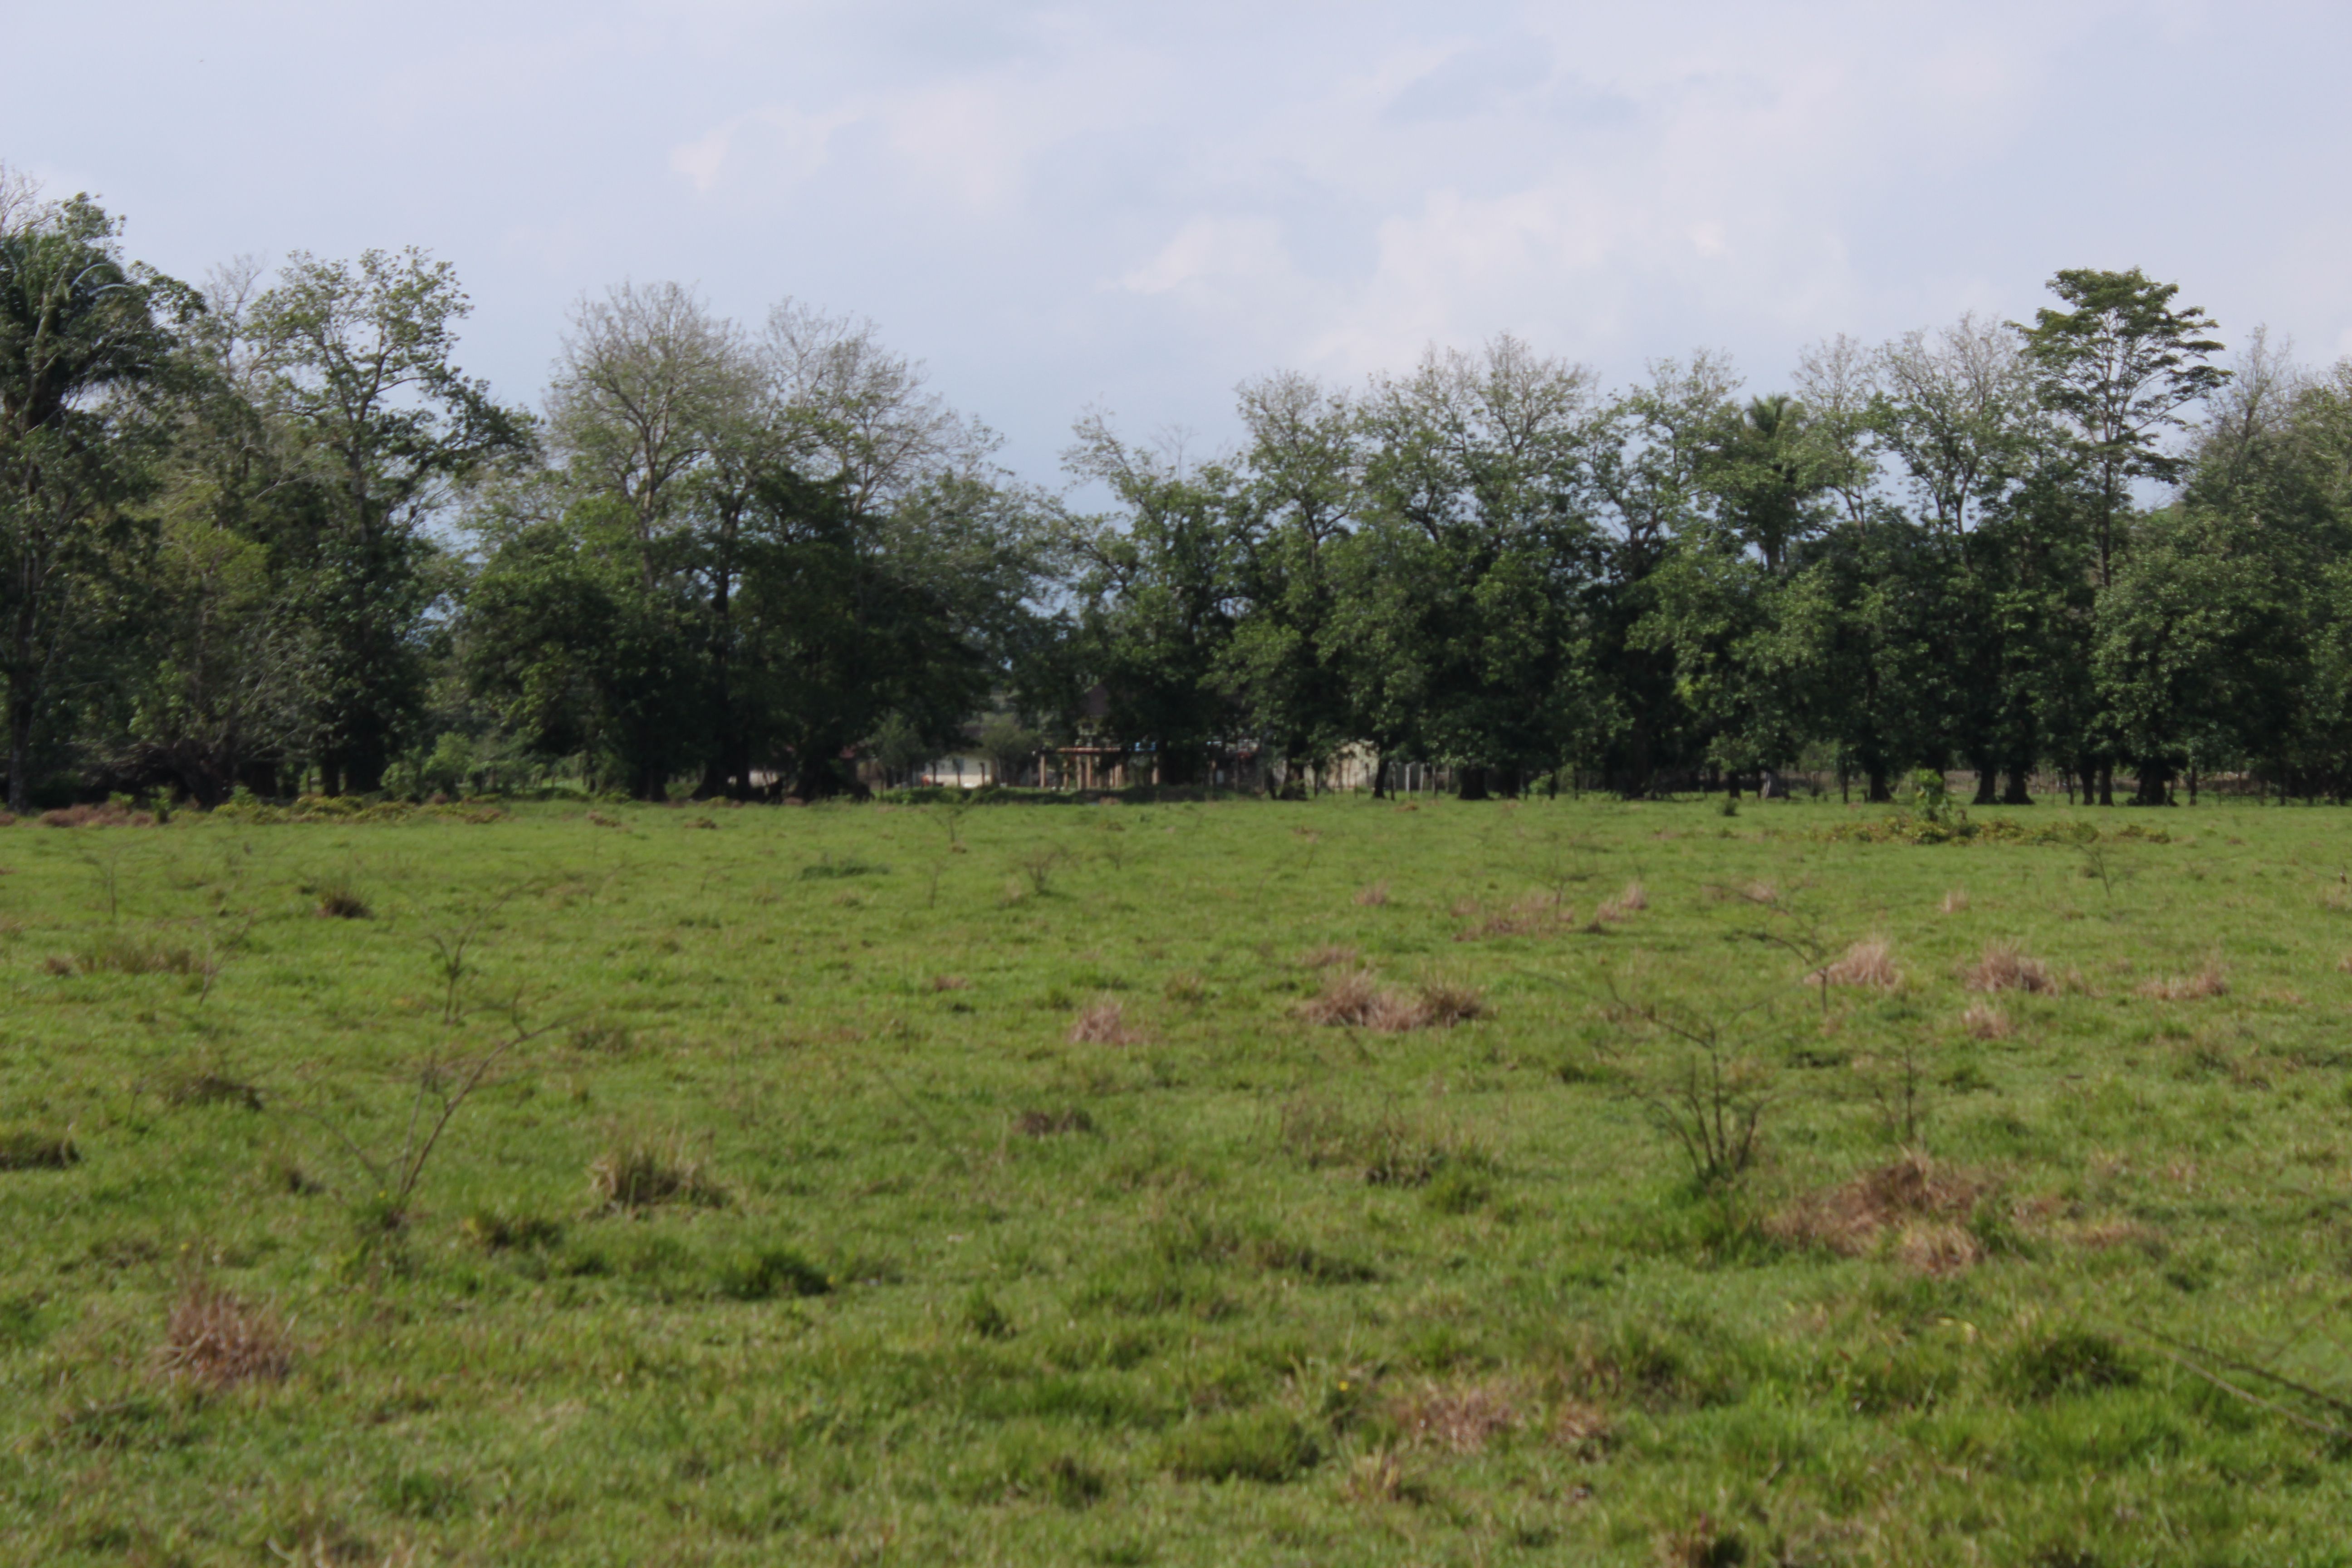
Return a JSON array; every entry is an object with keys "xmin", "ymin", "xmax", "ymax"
[
  {"xmin": 155, "ymin": 1279, "xmax": 291, "ymax": 1389},
  {"xmin": 0, "ymin": 1129, "xmax": 78, "ymax": 1170},
  {"xmin": 1299, "ymin": 944, "xmax": 1361, "ymax": 970},
  {"xmin": 1940, "ymin": 888, "xmax": 1970, "ymax": 915},
  {"xmin": 1389, "ymin": 1379, "xmax": 1519, "ymax": 1454},
  {"xmin": 1354, "ymin": 881, "xmax": 1390, "ymax": 907},
  {"xmin": 1960, "ymin": 1002, "xmax": 2013, "ymax": 1040},
  {"xmin": 588, "ymin": 1134, "xmax": 726, "ymax": 1213},
  {"xmin": 40, "ymin": 802, "xmax": 157, "ymax": 829},
  {"xmin": 1550, "ymin": 1398, "xmax": 1612, "ymax": 1457},
  {"xmin": 1298, "ymin": 970, "xmax": 1483, "ymax": 1032},
  {"xmin": 1966, "ymin": 942, "xmax": 2052, "ymax": 994},
  {"xmin": 2137, "ymin": 964, "xmax": 2228, "ymax": 1001},
  {"xmin": 1595, "ymin": 881, "xmax": 1648, "ymax": 923},
  {"xmin": 1815, "ymin": 939, "xmax": 1899, "ymax": 989},
  {"xmin": 1067, "ymin": 996, "xmax": 1142, "ymax": 1045},
  {"xmin": 1893, "ymin": 1222, "xmax": 1984, "ymax": 1277},
  {"xmin": 585, "ymin": 810, "xmax": 626, "ymax": 828},
  {"xmin": 927, "ymin": 974, "xmax": 970, "ymax": 992},
  {"xmin": 1455, "ymin": 891, "xmax": 1573, "ymax": 940},
  {"xmin": 1769, "ymin": 1152, "xmax": 1994, "ymax": 1269},
  {"xmin": 1014, "ymin": 1107, "xmax": 1095, "ymax": 1137}
]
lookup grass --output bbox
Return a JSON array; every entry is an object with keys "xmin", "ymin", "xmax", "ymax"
[{"xmin": 2, "ymin": 792, "xmax": 2351, "ymax": 1563}]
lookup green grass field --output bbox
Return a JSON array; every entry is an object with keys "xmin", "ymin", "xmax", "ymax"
[{"xmin": 5, "ymin": 792, "xmax": 2352, "ymax": 1566}]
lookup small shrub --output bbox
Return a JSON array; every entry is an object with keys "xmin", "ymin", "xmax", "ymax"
[
  {"xmin": 1816, "ymin": 939, "xmax": 1899, "ymax": 990},
  {"xmin": 716, "ymin": 1247, "xmax": 831, "ymax": 1301},
  {"xmin": 588, "ymin": 1135, "xmax": 726, "ymax": 1213},
  {"xmin": 1015, "ymin": 845, "xmax": 1068, "ymax": 896},
  {"xmin": 1068, "ymin": 997, "xmax": 1142, "ymax": 1045},
  {"xmin": 1967, "ymin": 942, "xmax": 2053, "ymax": 994},
  {"xmin": 1354, "ymin": 882, "xmax": 1389, "ymax": 907},
  {"xmin": 1960, "ymin": 1003, "xmax": 2013, "ymax": 1040},
  {"xmin": 1160, "ymin": 1410, "xmax": 1322, "ymax": 1484},
  {"xmin": 0, "ymin": 1130, "xmax": 78, "ymax": 1171},
  {"xmin": 154, "ymin": 1279, "xmax": 291, "ymax": 1389}
]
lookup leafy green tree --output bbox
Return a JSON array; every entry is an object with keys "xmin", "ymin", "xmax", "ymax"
[
  {"xmin": 0, "ymin": 180, "xmax": 181, "ymax": 809},
  {"xmin": 1350, "ymin": 336, "xmax": 1604, "ymax": 797},
  {"xmin": 2016, "ymin": 268, "xmax": 2227, "ymax": 587},
  {"xmin": 250, "ymin": 248, "xmax": 530, "ymax": 793},
  {"xmin": 1059, "ymin": 418, "xmax": 1242, "ymax": 786}
]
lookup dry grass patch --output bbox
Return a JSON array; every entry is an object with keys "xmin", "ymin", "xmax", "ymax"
[
  {"xmin": 1353, "ymin": 882, "xmax": 1390, "ymax": 907},
  {"xmin": 1893, "ymin": 1223, "xmax": 1984, "ymax": 1278},
  {"xmin": 41, "ymin": 801, "xmax": 157, "ymax": 828},
  {"xmin": 1966, "ymin": 942, "xmax": 2053, "ymax": 994},
  {"xmin": 588, "ymin": 1134, "xmax": 726, "ymax": 1213},
  {"xmin": 155, "ymin": 1279, "xmax": 291, "ymax": 1390},
  {"xmin": 1960, "ymin": 1002, "xmax": 2014, "ymax": 1040},
  {"xmin": 1769, "ymin": 1152, "xmax": 1995, "ymax": 1269},
  {"xmin": 0, "ymin": 1129, "xmax": 78, "ymax": 1170},
  {"xmin": 1299, "ymin": 944, "xmax": 1360, "ymax": 970},
  {"xmin": 1594, "ymin": 881, "xmax": 1648, "ymax": 923},
  {"xmin": 1388, "ymin": 1378, "xmax": 1519, "ymax": 1454},
  {"xmin": 1014, "ymin": 1107, "xmax": 1095, "ymax": 1137},
  {"xmin": 1549, "ymin": 1398, "xmax": 1611, "ymax": 1458},
  {"xmin": 1299, "ymin": 970, "xmax": 1483, "ymax": 1032},
  {"xmin": 1940, "ymin": 888, "xmax": 1970, "ymax": 914},
  {"xmin": 927, "ymin": 974, "xmax": 970, "ymax": 992},
  {"xmin": 1455, "ymin": 892, "xmax": 1573, "ymax": 940},
  {"xmin": 2137, "ymin": 964, "xmax": 2228, "ymax": 1001},
  {"xmin": 1067, "ymin": 996, "xmax": 1143, "ymax": 1045},
  {"xmin": 1815, "ymin": 939, "xmax": 1899, "ymax": 990}
]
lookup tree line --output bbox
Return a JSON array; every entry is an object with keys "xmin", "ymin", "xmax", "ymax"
[{"xmin": 5, "ymin": 167, "xmax": 2350, "ymax": 812}]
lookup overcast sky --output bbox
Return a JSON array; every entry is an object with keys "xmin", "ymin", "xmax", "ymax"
[{"xmin": 6, "ymin": 1, "xmax": 2344, "ymax": 482}]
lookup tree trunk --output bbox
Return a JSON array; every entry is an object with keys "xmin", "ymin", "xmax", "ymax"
[
  {"xmin": 2097, "ymin": 763, "xmax": 2113, "ymax": 807},
  {"xmin": 2001, "ymin": 765, "xmax": 2034, "ymax": 806},
  {"xmin": 1972, "ymin": 762, "xmax": 1999, "ymax": 807},
  {"xmin": 2132, "ymin": 762, "xmax": 2172, "ymax": 806},
  {"xmin": 1457, "ymin": 765, "xmax": 1490, "ymax": 802},
  {"xmin": 1866, "ymin": 765, "xmax": 1891, "ymax": 804}
]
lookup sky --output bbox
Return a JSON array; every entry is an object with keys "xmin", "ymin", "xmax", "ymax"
[{"xmin": 5, "ymin": 1, "xmax": 2346, "ymax": 484}]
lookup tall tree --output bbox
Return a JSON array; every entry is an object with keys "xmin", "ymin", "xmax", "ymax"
[
  {"xmin": 250, "ymin": 248, "xmax": 530, "ymax": 792},
  {"xmin": 2015, "ymin": 268, "xmax": 2227, "ymax": 587},
  {"xmin": 0, "ymin": 178, "xmax": 180, "ymax": 810}
]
